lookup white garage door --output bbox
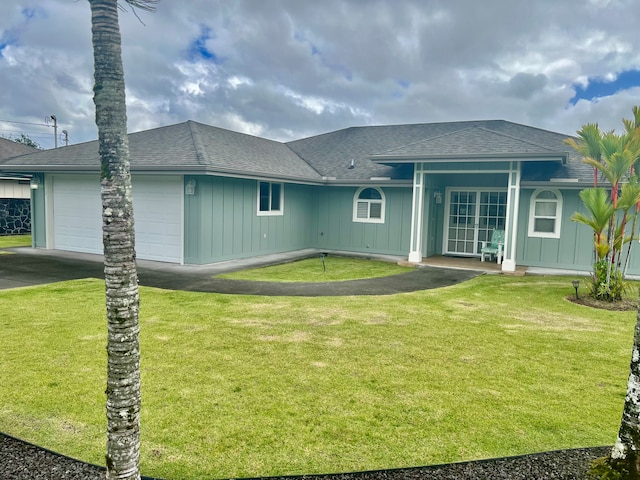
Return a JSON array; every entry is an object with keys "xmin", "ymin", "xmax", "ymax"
[
  {"xmin": 132, "ymin": 176, "xmax": 183, "ymax": 263},
  {"xmin": 51, "ymin": 175, "xmax": 183, "ymax": 263},
  {"xmin": 52, "ymin": 175, "xmax": 102, "ymax": 255}
]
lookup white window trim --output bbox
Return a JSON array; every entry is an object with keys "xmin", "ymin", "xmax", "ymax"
[
  {"xmin": 528, "ymin": 188, "xmax": 562, "ymax": 239},
  {"xmin": 352, "ymin": 186, "xmax": 385, "ymax": 224},
  {"xmin": 257, "ymin": 181, "xmax": 284, "ymax": 216}
]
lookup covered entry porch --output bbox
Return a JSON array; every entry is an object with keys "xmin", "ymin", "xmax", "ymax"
[
  {"xmin": 406, "ymin": 161, "xmax": 522, "ymax": 273},
  {"xmin": 367, "ymin": 124, "xmax": 571, "ymax": 274}
]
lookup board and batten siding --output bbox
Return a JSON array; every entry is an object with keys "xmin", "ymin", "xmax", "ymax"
[
  {"xmin": 517, "ymin": 187, "xmax": 640, "ymax": 275},
  {"xmin": 516, "ymin": 188, "xmax": 598, "ymax": 271},
  {"xmin": 184, "ymin": 176, "xmax": 315, "ymax": 264},
  {"xmin": 313, "ymin": 186, "xmax": 412, "ymax": 255}
]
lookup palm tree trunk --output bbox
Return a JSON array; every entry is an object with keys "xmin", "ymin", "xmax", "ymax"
[
  {"xmin": 617, "ymin": 212, "xmax": 627, "ymax": 271},
  {"xmin": 89, "ymin": 1, "xmax": 141, "ymax": 479},
  {"xmin": 623, "ymin": 207, "xmax": 639, "ymax": 277},
  {"xmin": 611, "ymin": 303, "xmax": 640, "ymax": 478},
  {"xmin": 606, "ymin": 216, "xmax": 615, "ymax": 292}
]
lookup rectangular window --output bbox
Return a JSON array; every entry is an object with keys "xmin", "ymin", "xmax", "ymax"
[
  {"xmin": 356, "ymin": 201, "xmax": 368, "ymax": 219},
  {"xmin": 259, "ymin": 182, "xmax": 270, "ymax": 212},
  {"xmin": 534, "ymin": 218, "xmax": 555, "ymax": 233},
  {"xmin": 270, "ymin": 183, "xmax": 281, "ymax": 211},
  {"xmin": 369, "ymin": 202, "xmax": 382, "ymax": 219},
  {"xmin": 535, "ymin": 201, "xmax": 556, "ymax": 217},
  {"xmin": 257, "ymin": 181, "xmax": 284, "ymax": 216}
]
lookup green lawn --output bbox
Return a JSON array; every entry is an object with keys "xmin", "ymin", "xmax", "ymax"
[
  {"xmin": 0, "ymin": 234, "xmax": 31, "ymax": 249},
  {"xmin": 0, "ymin": 275, "xmax": 634, "ymax": 479},
  {"xmin": 217, "ymin": 256, "xmax": 413, "ymax": 282}
]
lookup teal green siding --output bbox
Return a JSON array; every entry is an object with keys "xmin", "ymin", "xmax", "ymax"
[
  {"xmin": 517, "ymin": 189, "xmax": 594, "ymax": 271},
  {"xmin": 43, "ymin": 167, "xmax": 640, "ymax": 273},
  {"xmin": 439, "ymin": 173, "xmax": 509, "ymax": 188},
  {"xmin": 424, "ymin": 187, "xmax": 445, "ymax": 257},
  {"xmin": 184, "ymin": 176, "xmax": 315, "ymax": 264},
  {"xmin": 625, "ymin": 237, "xmax": 640, "ymax": 277},
  {"xmin": 31, "ymin": 174, "xmax": 46, "ymax": 248},
  {"xmin": 313, "ymin": 186, "xmax": 412, "ymax": 255}
]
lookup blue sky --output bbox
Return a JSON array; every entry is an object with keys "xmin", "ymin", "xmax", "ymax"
[
  {"xmin": 188, "ymin": 26, "xmax": 219, "ymax": 63},
  {"xmin": 571, "ymin": 70, "xmax": 640, "ymax": 106}
]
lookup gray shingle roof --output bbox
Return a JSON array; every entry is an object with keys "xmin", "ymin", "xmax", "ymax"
[
  {"xmin": 286, "ymin": 120, "xmax": 585, "ymax": 182},
  {"xmin": 372, "ymin": 125, "xmax": 565, "ymax": 158},
  {"xmin": 0, "ymin": 137, "xmax": 38, "ymax": 160},
  {"xmin": 187, "ymin": 121, "xmax": 321, "ymax": 180},
  {"xmin": 0, "ymin": 118, "xmax": 589, "ymax": 184},
  {"xmin": 521, "ymin": 159, "xmax": 594, "ymax": 183},
  {"xmin": 0, "ymin": 121, "xmax": 322, "ymax": 182}
]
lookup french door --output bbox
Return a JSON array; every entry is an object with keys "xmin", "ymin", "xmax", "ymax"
[{"xmin": 445, "ymin": 189, "xmax": 507, "ymax": 256}]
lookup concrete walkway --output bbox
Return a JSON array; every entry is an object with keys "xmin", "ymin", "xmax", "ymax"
[{"xmin": 0, "ymin": 248, "xmax": 480, "ymax": 296}]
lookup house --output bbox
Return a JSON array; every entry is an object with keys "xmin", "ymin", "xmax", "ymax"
[
  {"xmin": 0, "ymin": 119, "xmax": 622, "ymax": 274},
  {"xmin": 0, "ymin": 138, "xmax": 37, "ymax": 235}
]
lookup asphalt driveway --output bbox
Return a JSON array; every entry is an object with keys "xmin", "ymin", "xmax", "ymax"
[{"xmin": 0, "ymin": 248, "xmax": 479, "ymax": 296}]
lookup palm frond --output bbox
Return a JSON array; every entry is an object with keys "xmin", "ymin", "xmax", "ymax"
[
  {"xmin": 123, "ymin": 0, "xmax": 159, "ymax": 11},
  {"xmin": 617, "ymin": 179, "xmax": 640, "ymax": 212},
  {"xmin": 564, "ymin": 123, "xmax": 602, "ymax": 162},
  {"xmin": 574, "ymin": 187, "xmax": 614, "ymax": 234}
]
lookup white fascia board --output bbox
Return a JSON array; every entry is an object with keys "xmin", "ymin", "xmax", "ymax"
[{"xmin": 370, "ymin": 154, "xmax": 567, "ymax": 163}]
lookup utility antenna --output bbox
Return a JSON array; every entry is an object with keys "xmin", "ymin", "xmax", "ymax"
[{"xmin": 62, "ymin": 130, "xmax": 69, "ymax": 147}]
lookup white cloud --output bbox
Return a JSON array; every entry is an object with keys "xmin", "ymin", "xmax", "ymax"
[
  {"xmin": 2, "ymin": 0, "xmax": 640, "ymax": 148},
  {"xmin": 223, "ymin": 113, "xmax": 265, "ymax": 137},
  {"xmin": 227, "ymin": 75, "xmax": 253, "ymax": 90},
  {"xmin": 176, "ymin": 62, "xmax": 219, "ymax": 96}
]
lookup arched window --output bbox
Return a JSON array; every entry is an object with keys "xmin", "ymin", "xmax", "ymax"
[
  {"xmin": 353, "ymin": 187, "xmax": 385, "ymax": 223},
  {"xmin": 528, "ymin": 189, "xmax": 562, "ymax": 238}
]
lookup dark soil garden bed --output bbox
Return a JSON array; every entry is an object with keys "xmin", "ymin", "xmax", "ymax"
[
  {"xmin": 566, "ymin": 295, "xmax": 638, "ymax": 311},
  {"xmin": 0, "ymin": 432, "xmax": 611, "ymax": 480}
]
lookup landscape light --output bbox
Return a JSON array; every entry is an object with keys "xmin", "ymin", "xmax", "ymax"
[{"xmin": 571, "ymin": 279, "xmax": 580, "ymax": 299}]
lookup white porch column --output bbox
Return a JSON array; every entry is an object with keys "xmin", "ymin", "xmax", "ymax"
[
  {"xmin": 408, "ymin": 163, "xmax": 425, "ymax": 263},
  {"xmin": 502, "ymin": 161, "xmax": 521, "ymax": 272}
]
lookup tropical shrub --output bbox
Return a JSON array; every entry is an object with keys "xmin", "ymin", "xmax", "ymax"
[
  {"xmin": 567, "ymin": 107, "xmax": 640, "ymax": 302},
  {"xmin": 587, "ymin": 258, "xmax": 628, "ymax": 302}
]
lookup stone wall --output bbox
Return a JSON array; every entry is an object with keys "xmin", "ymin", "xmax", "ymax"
[{"xmin": 0, "ymin": 198, "xmax": 31, "ymax": 235}]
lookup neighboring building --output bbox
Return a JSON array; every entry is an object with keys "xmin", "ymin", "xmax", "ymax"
[
  {"xmin": 0, "ymin": 119, "xmax": 614, "ymax": 274},
  {"xmin": 0, "ymin": 138, "xmax": 37, "ymax": 235}
]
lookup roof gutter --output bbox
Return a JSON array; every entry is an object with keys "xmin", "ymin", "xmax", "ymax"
[
  {"xmin": 1, "ymin": 162, "xmax": 418, "ymax": 186},
  {"xmin": 520, "ymin": 180, "xmax": 591, "ymax": 188},
  {"xmin": 0, "ymin": 164, "xmax": 328, "ymax": 186},
  {"xmin": 370, "ymin": 152, "xmax": 568, "ymax": 164}
]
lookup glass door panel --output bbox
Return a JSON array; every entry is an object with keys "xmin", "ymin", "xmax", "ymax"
[
  {"xmin": 447, "ymin": 191, "xmax": 477, "ymax": 255},
  {"xmin": 476, "ymin": 191, "xmax": 507, "ymax": 252},
  {"xmin": 445, "ymin": 190, "xmax": 506, "ymax": 256}
]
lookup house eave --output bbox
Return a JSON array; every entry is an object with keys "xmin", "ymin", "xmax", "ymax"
[
  {"xmin": 0, "ymin": 174, "xmax": 31, "ymax": 180},
  {"xmin": 318, "ymin": 178, "xmax": 412, "ymax": 187},
  {"xmin": 0, "ymin": 165, "xmax": 97, "ymax": 172},
  {"xmin": 521, "ymin": 180, "xmax": 591, "ymax": 188},
  {"xmin": 134, "ymin": 165, "xmax": 327, "ymax": 184},
  {"xmin": 370, "ymin": 153, "xmax": 568, "ymax": 165},
  {"xmin": 2, "ymin": 164, "xmax": 412, "ymax": 186}
]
